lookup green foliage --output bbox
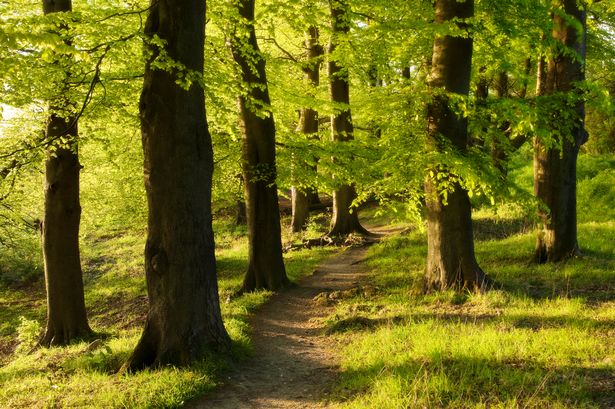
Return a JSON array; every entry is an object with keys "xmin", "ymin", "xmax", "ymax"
[{"xmin": 15, "ymin": 317, "xmax": 41, "ymax": 355}]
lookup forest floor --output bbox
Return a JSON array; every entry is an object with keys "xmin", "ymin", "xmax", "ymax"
[{"xmin": 186, "ymin": 227, "xmax": 391, "ymax": 409}]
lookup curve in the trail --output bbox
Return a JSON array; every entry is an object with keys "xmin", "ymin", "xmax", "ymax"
[{"xmin": 185, "ymin": 245, "xmax": 372, "ymax": 409}]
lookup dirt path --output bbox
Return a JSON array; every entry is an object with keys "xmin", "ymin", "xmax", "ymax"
[{"xmin": 185, "ymin": 244, "xmax": 373, "ymax": 409}]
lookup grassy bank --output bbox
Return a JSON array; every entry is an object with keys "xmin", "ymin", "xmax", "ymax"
[
  {"xmin": 324, "ymin": 154, "xmax": 614, "ymax": 408},
  {"xmin": 0, "ymin": 217, "xmax": 336, "ymax": 408}
]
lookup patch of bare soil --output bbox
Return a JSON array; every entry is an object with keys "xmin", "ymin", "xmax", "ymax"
[{"xmin": 185, "ymin": 243, "xmax": 374, "ymax": 409}]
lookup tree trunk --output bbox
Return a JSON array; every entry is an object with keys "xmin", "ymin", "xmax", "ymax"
[
  {"xmin": 40, "ymin": 0, "xmax": 92, "ymax": 347},
  {"xmin": 291, "ymin": 187, "xmax": 310, "ymax": 232},
  {"xmin": 230, "ymin": 0, "xmax": 289, "ymax": 292},
  {"xmin": 491, "ymin": 71, "xmax": 510, "ymax": 174},
  {"xmin": 291, "ymin": 26, "xmax": 323, "ymax": 232},
  {"xmin": 327, "ymin": 0, "xmax": 368, "ymax": 236},
  {"xmin": 125, "ymin": 0, "xmax": 230, "ymax": 370},
  {"xmin": 534, "ymin": 0, "xmax": 587, "ymax": 263},
  {"xmin": 424, "ymin": 0, "xmax": 490, "ymax": 292}
]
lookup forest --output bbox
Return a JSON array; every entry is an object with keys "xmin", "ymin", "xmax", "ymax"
[{"xmin": 0, "ymin": 0, "xmax": 614, "ymax": 407}]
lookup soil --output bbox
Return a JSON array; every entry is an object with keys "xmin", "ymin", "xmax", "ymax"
[{"xmin": 185, "ymin": 242, "xmax": 375, "ymax": 409}]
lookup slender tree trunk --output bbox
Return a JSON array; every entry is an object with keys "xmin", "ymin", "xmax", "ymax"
[
  {"xmin": 534, "ymin": 0, "xmax": 587, "ymax": 263},
  {"xmin": 230, "ymin": 0, "xmax": 288, "ymax": 292},
  {"xmin": 327, "ymin": 0, "xmax": 368, "ymax": 236},
  {"xmin": 424, "ymin": 0, "xmax": 490, "ymax": 292},
  {"xmin": 125, "ymin": 0, "xmax": 230, "ymax": 370},
  {"xmin": 291, "ymin": 26, "xmax": 323, "ymax": 232},
  {"xmin": 492, "ymin": 71, "xmax": 510, "ymax": 174},
  {"xmin": 40, "ymin": 0, "xmax": 92, "ymax": 347}
]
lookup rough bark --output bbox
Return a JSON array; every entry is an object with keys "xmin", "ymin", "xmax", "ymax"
[
  {"xmin": 327, "ymin": 0, "xmax": 368, "ymax": 237},
  {"xmin": 291, "ymin": 26, "xmax": 323, "ymax": 232},
  {"xmin": 424, "ymin": 0, "xmax": 490, "ymax": 292},
  {"xmin": 40, "ymin": 0, "xmax": 92, "ymax": 347},
  {"xmin": 230, "ymin": 0, "xmax": 289, "ymax": 292},
  {"xmin": 534, "ymin": 0, "xmax": 587, "ymax": 262},
  {"xmin": 125, "ymin": 0, "xmax": 230, "ymax": 370}
]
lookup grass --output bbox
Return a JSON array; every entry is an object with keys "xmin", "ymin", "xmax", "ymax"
[
  {"xmin": 0, "ymin": 215, "xmax": 336, "ymax": 408},
  {"xmin": 0, "ymin": 153, "xmax": 612, "ymax": 408},
  {"xmin": 323, "ymin": 154, "xmax": 615, "ymax": 408}
]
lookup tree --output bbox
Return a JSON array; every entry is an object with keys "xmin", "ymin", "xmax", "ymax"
[
  {"xmin": 40, "ymin": 0, "xmax": 92, "ymax": 347},
  {"xmin": 327, "ymin": 0, "xmax": 368, "ymax": 236},
  {"xmin": 124, "ymin": 0, "xmax": 230, "ymax": 370},
  {"xmin": 230, "ymin": 0, "xmax": 289, "ymax": 292},
  {"xmin": 533, "ymin": 0, "xmax": 587, "ymax": 262},
  {"xmin": 291, "ymin": 26, "xmax": 323, "ymax": 232},
  {"xmin": 424, "ymin": 0, "xmax": 490, "ymax": 291}
]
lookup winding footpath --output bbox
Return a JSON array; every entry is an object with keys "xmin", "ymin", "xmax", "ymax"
[{"xmin": 185, "ymin": 244, "xmax": 373, "ymax": 409}]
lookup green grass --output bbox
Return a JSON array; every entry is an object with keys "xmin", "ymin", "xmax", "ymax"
[
  {"xmin": 324, "ymin": 154, "xmax": 615, "ymax": 409},
  {"xmin": 0, "ymin": 216, "xmax": 336, "ymax": 408},
  {"xmin": 0, "ymin": 153, "xmax": 612, "ymax": 408}
]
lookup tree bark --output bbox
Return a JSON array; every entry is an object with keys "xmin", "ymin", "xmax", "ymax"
[
  {"xmin": 424, "ymin": 0, "xmax": 490, "ymax": 292},
  {"xmin": 230, "ymin": 0, "xmax": 289, "ymax": 292},
  {"xmin": 327, "ymin": 0, "xmax": 368, "ymax": 237},
  {"xmin": 291, "ymin": 26, "xmax": 323, "ymax": 232},
  {"xmin": 534, "ymin": 0, "xmax": 587, "ymax": 262},
  {"xmin": 125, "ymin": 0, "xmax": 230, "ymax": 370},
  {"xmin": 491, "ymin": 71, "xmax": 510, "ymax": 174},
  {"xmin": 40, "ymin": 0, "xmax": 92, "ymax": 347}
]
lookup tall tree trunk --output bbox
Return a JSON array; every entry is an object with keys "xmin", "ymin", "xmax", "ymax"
[
  {"xmin": 327, "ymin": 0, "xmax": 368, "ymax": 236},
  {"xmin": 125, "ymin": 0, "xmax": 230, "ymax": 370},
  {"xmin": 291, "ymin": 26, "xmax": 323, "ymax": 232},
  {"xmin": 534, "ymin": 0, "xmax": 587, "ymax": 262},
  {"xmin": 491, "ymin": 71, "xmax": 510, "ymax": 174},
  {"xmin": 424, "ymin": 0, "xmax": 490, "ymax": 292},
  {"xmin": 40, "ymin": 0, "xmax": 92, "ymax": 347},
  {"xmin": 230, "ymin": 0, "xmax": 289, "ymax": 292}
]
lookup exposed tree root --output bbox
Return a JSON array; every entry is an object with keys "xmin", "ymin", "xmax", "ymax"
[{"xmin": 283, "ymin": 231, "xmax": 379, "ymax": 252}]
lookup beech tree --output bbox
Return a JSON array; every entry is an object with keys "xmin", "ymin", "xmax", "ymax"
[
  {"xmin": 327, "ymin": 0, "xmax": 368, "ymax": 236},
  {"xmin": 533, "ymin": 0, "xmax": 587, "ymax": 263},
  {"xmin": 423, "ymin": 0, "xmax": 490, "ymax": 291},
  {"xmin": 230, "ymin": 0, "xmax": 289, "ymax": 292},
  {"xmin": 291, "ymin": 26, "xmax": 323, "ymax": 233},
  {"xmin": 125, "ymin": 0, "xmax": 230, "ymax": 370},
  {"xmin": 40, "ymin": 0, "xmax": 92, "ymax": 346}
]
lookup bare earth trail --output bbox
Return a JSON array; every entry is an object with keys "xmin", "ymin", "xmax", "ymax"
[{"xmin": 185, "ymin": 229, "xmax": 392, "ymax": 409}]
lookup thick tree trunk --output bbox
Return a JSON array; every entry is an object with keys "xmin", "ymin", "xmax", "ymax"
[
  {"xmin": 424, "ymin": 0, "xmax": 490, "ymax": 292},
  {"xmin": 40, "ymin": 0, "xmax": 92, "ymax": 347},
  {"xmin": 534, "ymin": 0, "xmax": 587, "ymax": 263},
  {"xmin": 291, "ymin": 26, "xmax": 323, "ymax": 232},
  {"xmin": 327, "ymin": 0, "xmax": 368, "ymax": 236},
  {"xmin": 231, "ymin": 0, "xmax": 288, "ymax": 292},
  {"xmin": 125, "ymin": 0, "xmax": 230, "ymax": 370}
]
